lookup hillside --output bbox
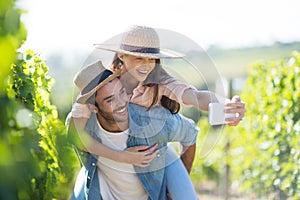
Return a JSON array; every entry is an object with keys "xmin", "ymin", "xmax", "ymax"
[{"xmin": 207, "ymin": 41, "xmax": 300, "ymax": 78}]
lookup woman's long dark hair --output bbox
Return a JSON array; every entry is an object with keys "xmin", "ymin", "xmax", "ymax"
[{"xmin": 111, "ymin": 54, "xmax": 180, "ymax": 114}]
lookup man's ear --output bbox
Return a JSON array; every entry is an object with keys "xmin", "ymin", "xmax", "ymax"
[
  {"xmin": 92, "ymin": 104, "xmax": 99, "ymax": 113},
  {"xmin": 117, "ymin": 53, "xmax": 124, "ymax": 61}
]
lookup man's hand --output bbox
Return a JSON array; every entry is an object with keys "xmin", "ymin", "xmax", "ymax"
[
  {"xmin": 122, "ymin": 144, "xmax": 159, "ymax": 167},
  {"xmin": 225, "ymin": 95, "xmax": 246, "ymax": 126}
]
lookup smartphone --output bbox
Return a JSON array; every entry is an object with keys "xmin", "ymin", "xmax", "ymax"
[{"xmin": 208, "ymin": 103, "xmax": 236, "ymax": 125}]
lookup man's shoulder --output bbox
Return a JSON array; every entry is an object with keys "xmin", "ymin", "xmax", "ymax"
[
  {"xmin": 128, "ymin": 103, "xmax": 172, "ymax": 118},
  {"xmin": 128, "ymin": 103, "xmax": 175, "ymax": 137},
  {"xmin": 128, "ymin": 103, "xmax": 147, "ymax": 112}
]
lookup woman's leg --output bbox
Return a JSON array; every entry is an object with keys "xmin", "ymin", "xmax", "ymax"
[{"xmin": 165, "ymin": 145, "xmax": 199, "ymax": 200}]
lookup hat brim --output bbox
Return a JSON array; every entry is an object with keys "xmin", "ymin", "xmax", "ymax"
[
  {"xmin": 76, "ymin": 69, "xmax": 121, "ymax": 103},
  {"xmin": 94, "ymin": 43, "xmax": 184, "ymax": 59}
]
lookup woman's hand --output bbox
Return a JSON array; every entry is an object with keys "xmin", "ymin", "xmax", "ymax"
[
  {"xmin": 224, "ymin": 95, "xmax": 246, "ymax": 126},
  {"xmin": 121, "ymin": 144, "xmax": 159, "ymax": 167},
  {"xmin": 71, "ymin": 103, "xmax": 97, "ymax": 118}
]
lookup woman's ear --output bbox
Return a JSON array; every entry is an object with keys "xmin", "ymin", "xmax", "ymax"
[{"xmin": 117, "ymin": 53, "xmax": 124, "ymax": 61}]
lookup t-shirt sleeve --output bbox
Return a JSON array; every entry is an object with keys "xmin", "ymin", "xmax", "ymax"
[{"xmin": 167, "ymin": 113, "xmax": 199, "ymax": 146}]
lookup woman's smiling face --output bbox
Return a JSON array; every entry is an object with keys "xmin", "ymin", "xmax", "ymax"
[{"xmin": 118, "ymin": 53, "xmax": 156, "ymax": 82}]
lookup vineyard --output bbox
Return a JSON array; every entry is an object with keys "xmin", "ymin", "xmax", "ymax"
[
  {"xmin": 1, "ymin": 0, "xmax": 300, "ymax": 199},
  {"xmin": 192, "ymin": 51, "xmax": 300, "ymax": 199}
]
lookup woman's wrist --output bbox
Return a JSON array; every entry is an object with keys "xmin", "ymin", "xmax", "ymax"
[
  {"xmin": 112, "ymin": 150, "xmax": 126, "ymax": 163},
  {"xmin": 71, "ymin": 103, "xmax": 92, "ymax": 118}
]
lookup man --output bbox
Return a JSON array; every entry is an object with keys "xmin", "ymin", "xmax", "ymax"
[{"xmin": 68, "ymin": 60, "xmax": 199, "ymax": 200}]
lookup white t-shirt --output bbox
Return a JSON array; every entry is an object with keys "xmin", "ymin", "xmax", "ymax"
[{"xmin": 96, "ymin": 121, "xmax": 148, "ymax": 200}]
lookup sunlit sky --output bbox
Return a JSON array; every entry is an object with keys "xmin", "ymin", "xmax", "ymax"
[{"xmin": 20, "ymin": 0, "xmax": 300, "ymax": 57}]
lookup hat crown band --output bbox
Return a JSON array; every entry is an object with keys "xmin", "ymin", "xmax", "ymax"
[{"xmin": 120, "ymin": 44, "xmax": 160, "ymax": 54}]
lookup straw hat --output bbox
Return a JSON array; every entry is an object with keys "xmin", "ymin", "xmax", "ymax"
[
  {"xmin": 74, "ymin": 60, "xmax": 121, "ymax": 103},
  {"xmin": 94, "ymin": 25, "xmax": 184, "ymax": 59}
]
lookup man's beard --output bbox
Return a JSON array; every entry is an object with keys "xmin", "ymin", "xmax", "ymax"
[{"xmin": 96, "ymin": 103, "xmax": 128, "ymax": 124}]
